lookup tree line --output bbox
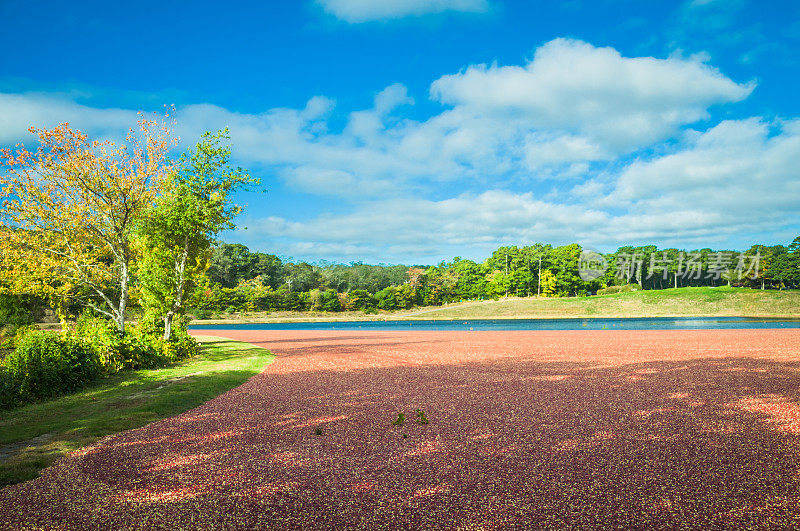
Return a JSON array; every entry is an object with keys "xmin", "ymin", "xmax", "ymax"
[{"xmin": 189, "ymin": 238, "xmax": 800, "ymax": 315}]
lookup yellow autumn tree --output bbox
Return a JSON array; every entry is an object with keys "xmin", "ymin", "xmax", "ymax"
[
  {"xmin": 539, "ymin": 269, "xmax": 558, "ymax": 297},
  {"xmin": 0, "ymin": 115, "xmax": 176, "ymax": 333}
]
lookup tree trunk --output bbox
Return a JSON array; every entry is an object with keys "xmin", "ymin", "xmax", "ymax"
[
  {"xmin": 163, "ymin": 310, "xmax": 174, "ymax": 341},
  {"xmin": 117, "ymin": 258, "xmax": 129, "ymax": 335},
  {"xmin": 163, "ymin": 237, "xmax": 190, "ymax": 341},
  {"xmin": 537, "ymin": 257, "xmax": 541, "ymax": 297}
]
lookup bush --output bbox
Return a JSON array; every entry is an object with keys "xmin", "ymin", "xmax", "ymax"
[
  {"xmin": 0, "ymin": 365, "xmax": 17, "ymax": 409},
  {"xmin": 190, "ymin": 308, "xmax": 211, "ymax": 320},
  {"xmin": 68, "ymin": 312, "xmax": 198, "ymax": 372},
  {"xmin": 2, "ymin": 330, "xmax": 101, "ymax": 406},
  {"xmin": 0, "ymin": 313, "xmax": 199, "ymax": 409},
  {"xmin": 596, "ymin": 283, "xmax": 642, "ymax": 295},
  {"xmin": 374, "ymin": 286, "xmax": 398, "ymax": 310},
  {"xmin": 0, "ymin": 294, "xmax": 36, "ymax": 329},
  {"xmin": 68, "ymin": 312, "xmax": 125, "ymax": 373},
  {"xmin": 320, "ymin": 289, "xmax": 341, "ymax": 312},
  {"xmin": 161, "ymin": 328, "xmax": 199, "ymax": 362},
  {"xmin": 121, "ymin": 314, "xmax": 198, "ymax": 369},
  {"xmin": 348, "ymin": 289, "xmax": 375, "ymax": 311}
]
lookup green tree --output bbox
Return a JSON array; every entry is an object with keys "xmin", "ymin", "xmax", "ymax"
[
  {"xmin": 137, "ymin": 129, "xmax": 256, "ymax": 340},
  {"xmin": 549, "ymin": 244, "xmax": 584, "ymax": 296},
  {"xmin": 374, "ymin": 286, "xmax": 398, "ymax": 310},
  {"xmin": 206, "ymin": 243, "xmax": 283, "ymax": 288},
  {"xmin": 283, "ymin": 262, "xmax": 325, "ymax": 292},
  {"xmin": 348, "ymin": 289, "xmax": 375, "ymax": 311},
  {"xmin": 320, "ymin": 289, "xmax": 342, "ymax": 312}
]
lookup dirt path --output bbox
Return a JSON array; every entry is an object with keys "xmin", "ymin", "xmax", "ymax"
[{"xmin": 2, "ymin": 329, "xmax": 800, "ymax": 529}]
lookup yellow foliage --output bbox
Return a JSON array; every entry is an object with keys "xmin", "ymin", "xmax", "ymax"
[
  {"xmin": 539, "ymin": 269, "xmax": 558, "ymax": 297},
  {"xmin": 0, "ymin": 115, "xmax": 176, "ymax": 328}
]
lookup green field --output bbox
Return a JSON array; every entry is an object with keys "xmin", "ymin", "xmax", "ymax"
[
  {"xmin": 398, "ymin": 286, "xmax": 800, "ymax": 320},
  {"xmin": 0, "ymin": 337, "xmax": 273, "ymax": 487}
]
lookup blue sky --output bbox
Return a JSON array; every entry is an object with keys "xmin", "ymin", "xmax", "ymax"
[{"xmin": 1, "ymin": 0, "xmax": 799, "ymax": 264}]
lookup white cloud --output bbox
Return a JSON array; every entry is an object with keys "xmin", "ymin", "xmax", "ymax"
[
  {"xmin": 237, "ymin": 117, "xmax": 800, "ymax": 261},
  {"xmin": 609, "ymin": 118, "xmax": 800, "ymax": 219},
  {"xmin": 316, "ymin": 0, "xmax": 490, "ymax": 23},
  {"xmin": 0, "ymin": 92, "xmax": 136, "ymax": 144},
  {"xmin": 523, "ymin": 133, "xmax": 609, "ymax": 171},
  {"xmin": 172, "ymin": 91, "xmax": 523, "ymax": 195},
  {"xmin": 431, "ymin": 38, "xmax": 754, "ymax": 152},
  {"xmin": 239, "ymin": 190, "xmax": 610, "ymax": 262}
]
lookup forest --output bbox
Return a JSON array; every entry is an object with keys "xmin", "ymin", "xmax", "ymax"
[{"xmin": 187, "ymin": 238, "xmax": 800, "ymax": 316}]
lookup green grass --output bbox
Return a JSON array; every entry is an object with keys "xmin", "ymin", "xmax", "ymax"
[
  {"xmin": 396, "ymin": 286, "xmax": 800, "ymax": 320},
  {"xmin": 0, "ymin": 336, "xmax": 273, "ymax": 487}
]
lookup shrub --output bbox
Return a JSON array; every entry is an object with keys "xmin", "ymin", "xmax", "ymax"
[
  {"xmin": 0, "ymin": 294, "xmax": 37, "ymax": 356},
  {"xmin": 68, "ymin": 312, "xmax": 125, "ymax": 373},
  {"xmin": 144, "ymin": 326, "xmax": 199, "ymax": 366},
  {"xmin": 348, "ymin": 289, "xmax": 375, "ymax": 311},
  {"xmin": 2, "ymin": 330, "xmax": 101, "ymax": 406},
  {"xmin": 120, "ymin": 315, "xmax": 198, "ymax": 369},
  {"xmin": 190, "ymin": 308, "xmax": 211, "ymax": 320},
  {"xmin": 165, "ymin": 329, "xmax": 199, "ymax": 361},
  {"xmin": 118, "ymin": 325, "xmax": 165, "ymax": 369},
  {"xmin": 0, "ymin": 294, "xmax": 35, "ymax": 329},
  {"xmin": 596, "ymin": 284, "xmax": 642, "ymax": 295},
  {"xmin": 68, "ymin": 312, "xmax": 198, "ymax": 372},
  {"xmin": 375, "ymin": 287, "xmax": 398, "ymax": 310},
  {"xmin": 320, "ymin": 289, "xmax": 341, "ymax": 312},
  {"xmin": 0, "ymin": 313, "xmax": 199, "ymax": 409}
]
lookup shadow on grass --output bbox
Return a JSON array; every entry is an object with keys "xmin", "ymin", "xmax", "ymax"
[
  {"xmin": 0, "ymin": 338, "xmax": 272, "ymax": 487},
  {"xmin": 5, "ymin": 350, "xmax": 800, "ymax": 527}
]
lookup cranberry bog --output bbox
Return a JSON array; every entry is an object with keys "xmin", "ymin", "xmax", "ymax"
[{"xmin": 2, "ymin": 328, "xmax": 800, "ymax": 528}]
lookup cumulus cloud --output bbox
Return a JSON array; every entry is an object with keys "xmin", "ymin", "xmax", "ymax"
[
  {"xmin": 0, "ymin": 92, "xmax": 137, "ymax": 144},
  {"xmin": 431, "ymin": 38, "xmax": 754, "ymax": 151},
  {"xmin": 238, "ymin": 190, "xmax": 610, "ymax": 262},
  {"xmin": 180, "ymin": 40, "xmax": 753, "ymax": 193},
  {"xmin": 237, "ymin": 117, "xmax": 800, "ymax": 260},
  {"xmin": 609, "ymin": 118, "xmax": 800, "ymax": 225},
  {"xmin": 316, "ymin": 0, "xmax": 490, "ymax": 23}
]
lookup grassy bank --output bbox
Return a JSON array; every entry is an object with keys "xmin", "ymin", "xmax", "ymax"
[
  {"xmin": 0, "ymin": 337, "xmax": 273, "ymax": 487},
  {"xmin": 190, "ymin": 287, "xmax": 800, "ymax": 324},
  {"xmin": 400, "ymin": 286, "xmax": 800, "ymax": 320}
]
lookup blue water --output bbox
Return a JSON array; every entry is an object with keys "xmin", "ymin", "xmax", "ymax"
[{"xmin": 190, "ymin": 317, "xmax": 800, "ymax": 331}]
